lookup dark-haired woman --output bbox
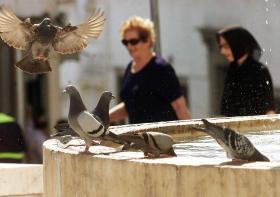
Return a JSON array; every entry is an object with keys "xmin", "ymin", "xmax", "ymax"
[
  {"xmin": 217, "ymin": 26, "xmax": 275, "ymax": 116},
  {"xmin": 109, "ymin": 16, "xmax": 191, "ymax": 124}
]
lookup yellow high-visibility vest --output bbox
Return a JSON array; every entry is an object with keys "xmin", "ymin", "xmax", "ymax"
[
  {"xmin": 0, "ymin": 152, "xmax": 25, "ymax": 159},
  {"xmin": 0, "ymin": 113, "xmax": 14, "ymax": 123}
]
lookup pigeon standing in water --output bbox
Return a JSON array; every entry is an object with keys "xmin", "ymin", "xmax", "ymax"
[
  {"xmin": 0, "ymin": 5, "xmax": 105, "ymax": 74},
  {"xmin": 118, "ymin": 131, "xmax": 177, "ymax": 158},
  {"xmin": 193, "ymin": 119, "xmax": 269, "ymax": 162},
  {"xmin": 63, "ymin": 85, "xmax": 114, "ymax": 153}
]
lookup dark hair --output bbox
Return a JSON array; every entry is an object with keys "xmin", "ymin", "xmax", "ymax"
[{"xmin": 217, "ymin": 26, "xmax": 262, "ymax": 61}]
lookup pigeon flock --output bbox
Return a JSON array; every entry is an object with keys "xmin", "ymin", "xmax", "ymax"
[
  {"xmin": 59, "ymin": 85, "xmax": 176, "ymax": 157},
  {"xmin": 0, "ymin": 5, "xmax": 105, "ymax": 74},
  {"xmin": 52, "ymin": 85, "xmax": 270, "ymax": 161},
  {"xmin": 0, "ymin": 5, "xmax": 268, "ymax": 161}
]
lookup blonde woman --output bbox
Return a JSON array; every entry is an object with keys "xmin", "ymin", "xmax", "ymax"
[{"xmin": 109, "ymin": 16, "xmax": 191, "ymax": 124}]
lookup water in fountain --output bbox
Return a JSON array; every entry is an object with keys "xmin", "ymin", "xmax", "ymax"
[{"xmin": 174, "ymin": 130, "xmax": 280, "ymax": 162}]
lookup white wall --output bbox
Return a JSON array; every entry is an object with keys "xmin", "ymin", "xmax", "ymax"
[
  {"xmin": 98, "ymin": 0, "xmax": 280, "ymax": 118},
  {"xmin": 157, "ymin": 0, "xmax": 280, "ymax": 118},
  {"xmin": 59, "ymin": 0, "xmax": 152, "ymax": 118},
  {"xmin": 4, "ymin": 0, "xmax": 280, "ymax": 119}
]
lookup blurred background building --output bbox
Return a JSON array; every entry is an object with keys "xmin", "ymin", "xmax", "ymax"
[{"xmin": 0, "ymin": 0, "xmax": 279, "ymax": 131}]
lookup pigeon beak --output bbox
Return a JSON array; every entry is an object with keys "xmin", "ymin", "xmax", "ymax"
[
  {"xmin": 112, "ymin": 95, "xmax": 116, "ymax": 99},
  {"xmin": 62, "ymin": 89, "xmax": 67, "ymax": 94}
]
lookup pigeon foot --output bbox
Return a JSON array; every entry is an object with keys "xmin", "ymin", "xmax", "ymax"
[
  {"xmin": 91, "ymin": 140, "xmax": 101, "ymax": 145},
  {"xmin": 80, "ymin": 145, "xmax": 90, "ymax": 154},
  {"xmin": 35, "ymin": 55, "xmax": 48, "ymax": 61}
]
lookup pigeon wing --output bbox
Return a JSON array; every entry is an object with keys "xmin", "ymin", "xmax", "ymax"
[
  {"xmin": 53, "ymin": 9, "xmax": 105, "ymax": 54},
  {"xmin": 77, "ymin": 111, "xmax": 103, "ymax": 134},
  {"xmin": 233, "ymin": 134, "xmax": 255, "ymax": 158},
  {"xmin": 0, "ymin": 5, "xmax": 34, "ymax": 50}
]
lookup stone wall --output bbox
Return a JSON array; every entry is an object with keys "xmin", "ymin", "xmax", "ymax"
[
  {"xmin": 44, "ymin": 115, "xmax": 280, "ymax": 197},
  {"xmin": 0, "ymin": 164, "xmax": 43, "ymax": 197}
]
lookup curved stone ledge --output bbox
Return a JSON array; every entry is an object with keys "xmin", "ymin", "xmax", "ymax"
[
  {"xmin": 110, "ymin": 114, "xmax": 280, "ymax": 136},
  {"xmin": 44, "ymin": 115, "xmax": 280, "ymax": 197}
]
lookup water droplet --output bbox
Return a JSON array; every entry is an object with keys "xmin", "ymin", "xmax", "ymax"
[
  {"xmin": 265, "ymin": 0, "xmax": 269, "ymax": 2},
  {"xmin": 265, "ymin": 61, "xmax": 268, "ymax": 65},
  {"xmin": 269, "ymin": 48, "xmax": 272, "ymax": 52},
  {"xmin": 263, "ymin": 48, "xmax": 266, "ymax": 52},
  {"xmin": 266, "ymin": 7, "xmax": 269, "ymax": 12},
  {"xmin": 266, "ymin": 19, "xmax": 269, "ymax": 24}
]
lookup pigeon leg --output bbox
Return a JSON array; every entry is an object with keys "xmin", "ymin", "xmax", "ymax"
[
  {"xmin": 145, "ymin": 152, "xmax": 161, "ymax": 158},
  {"xmin": 81, "ymin": 145, "xmax": 90, "ymax": 154},
  {"xmin": 35, "ymin": 55, "xmax": 48, "ymax": 61}
]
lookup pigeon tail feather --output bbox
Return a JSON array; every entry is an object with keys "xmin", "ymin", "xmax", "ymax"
[{"xmin": 15, "ymin": 53, "xmax": 51, "ymax": 74}]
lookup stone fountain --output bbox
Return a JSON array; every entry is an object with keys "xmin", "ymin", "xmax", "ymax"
[{"xmin": 43, "ymin": 115, "xmax": 280, "ymax": 197}]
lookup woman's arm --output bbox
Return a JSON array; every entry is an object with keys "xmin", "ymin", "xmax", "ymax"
[
  {"xmin": 171, "ymin": 96, "xmax": 191, "ymax": 120},
  {"xmin": 109, "ymin": 102, "xmax": 128, "ymax": 123}
]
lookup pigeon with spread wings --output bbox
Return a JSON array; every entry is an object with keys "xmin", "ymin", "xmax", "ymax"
[{"xmin": 0, "ymin": 5, "xmax": 105, "ymax": 74}]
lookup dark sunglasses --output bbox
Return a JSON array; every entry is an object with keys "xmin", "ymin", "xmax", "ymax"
[{"xmin": 121, "ymin": 38, "xmax": 142, "ymax": 46}]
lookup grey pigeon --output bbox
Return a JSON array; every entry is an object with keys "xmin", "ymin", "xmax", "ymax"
[
  {"xmin": 0, "ymin": 5, "xmax": 105, "ymax": 74},
  {"xmin": 63, "ymin": 85, "xmax": 114, "ymax": 153},
  {"xmin": 92, "ymin": 91, "xmax": 115, "ymax": 131},
  {"xmin": 193, "ymin": 119, "xmax": 269, "ymax": 162},
  {"xmin": 53, "ymin": 90, "xmax": 116, "ymax": 138},
  {"xmin": 117, "ymin": 131, "xmax": 177, "ymax": 158}
]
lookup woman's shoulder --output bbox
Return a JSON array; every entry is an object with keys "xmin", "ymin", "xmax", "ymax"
[
  {"xmin": 245, "ymin": 57, "xmax": 266, "ymax": 69},
  {"xmin": 246, "ymin": 57, "xmax": 271, "ymax": 75},
  {"xmin": 152, "ymin": 56, "xmax": 169, "ymax": 66},
  {"xmin": 150, "ymin": 56, "xmax": 173, "ymax": 71}
]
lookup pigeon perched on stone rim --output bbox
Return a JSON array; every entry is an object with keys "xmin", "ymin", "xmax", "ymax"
[
  {"xmin": 63, "ymin": 85, "xmax": 114, "ymax": 153},
  {"xmin": 193, "ymin": 119, "xmax": 269, "ymax": 162},
  {"xmin": 53, "ymin": 90, "xmax": 116, "ymax": 137},
  {"xmin": 0, "ymin": 5, "xmax": 105, "ymax": 74},
  {"xmin": 117, "ymin": 131, "xmax": 177, "ymax": 158}
]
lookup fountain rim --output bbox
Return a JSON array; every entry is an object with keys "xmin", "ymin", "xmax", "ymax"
[{"xmin": 44, "ymin": 114, "xmax": 280, "ymax": 170}]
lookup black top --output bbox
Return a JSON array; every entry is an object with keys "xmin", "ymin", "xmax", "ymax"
[
  {"xmin": 120, "ymin": 56, "xmax": 182, "ymax": 124},
  {"xmin": 221, "ymin": 57, "xmax": 275, "ymax": 116},
  {"xmin": 0, "ymin": 122, "xmax": 26, "ymax": 163}
]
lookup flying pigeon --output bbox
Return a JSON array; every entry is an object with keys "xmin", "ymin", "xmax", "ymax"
[
  {"xmin": 193, "ymin": 119, "xmax": 269, "ymax": 162},
  {"xmin": 117, "ymin": 131, "xmax": 177, "ymax": 158},
  {"xmin": 63, "ymin": 85, "xmax": 114, "ymax": 153},
  {"xmin": 0, "ymin": 5, "xmax": 105, "ymax": 74}
]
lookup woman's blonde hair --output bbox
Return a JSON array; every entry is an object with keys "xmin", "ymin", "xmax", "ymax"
[{"xmin": 120, "ymin": 16, "xmax": 155, "ymax": 45}]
